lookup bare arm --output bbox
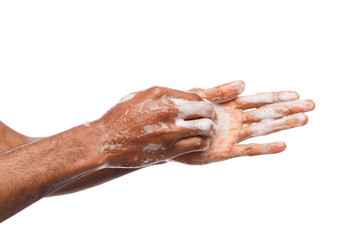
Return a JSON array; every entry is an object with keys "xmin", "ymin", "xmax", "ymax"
[
  {"xmin": 0, "ymin": 82, "xmax": 240, "ymax": 197},
  {"xmin": 0, "ymin": 121, "xmax": 139, "ymax": 197},
  {"xmin": 0, "ymin": 124, "xmax": 101, "ymax": 222},
  {"xmin": 0, "ymin": 86, "xmax": 215, "ymax": 222},
  {"xmin": 0, "ymin": 121, "xmax": 35, "ymax": 152}
]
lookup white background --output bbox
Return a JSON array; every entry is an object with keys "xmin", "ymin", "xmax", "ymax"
[{"xmin": 1, "ymin": 0, "xmax": 359, "ymax": 239}]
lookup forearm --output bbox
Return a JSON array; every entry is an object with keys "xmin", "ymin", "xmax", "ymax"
[
  {"xmin": 49, "ymin": 168, "xmax": 138, "ymax": 196},
  {"xmin": 0, "ymin": 122, "xmax": 141, "ymax": 197},
  {"xmin": 0, "ymin": 121, "xmax": 34, "ymax": 153},
  {"xmin": 1, "ymin": 83, "xmax": 233, "ymax": 198},
  {"xmin": 0, "ymin": 124, "xmax": 102, "ymax": 222}
]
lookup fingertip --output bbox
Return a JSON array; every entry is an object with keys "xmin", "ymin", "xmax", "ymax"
[
  {"xmin": 285, "ymin": 113, "xmax": 308, "ymax": 126},
  {"xmin": 268, "ymin": 142, "xmax": 287, "ymax": 154},
  {"xmin": 203, "ymin": 80, "xmax": 245, "ymax": 103},
  {"xmin": 302, "ymin": 113, "xmax": 309, "ymax": 125},
  {"xmin": 293, "ymin": 99, "xmax": 315, "ymax": 112},
  {"xmin": 293, "ymin": 91, "xmax": 300, "ymax": 100},
  {"xmin": 279, "ymin": 91, "xmax": 300, "ymax": 101},
  {"xmin": 232, "ymin": 80, "xmax": 245, "ymax": 95},
  {"xmin": 190, "ymin": 137, "xmax": 210, "ymax": 152},
  {"xmin": 307, "ymin": 99, "xmax": 316, "ymax": 111}
]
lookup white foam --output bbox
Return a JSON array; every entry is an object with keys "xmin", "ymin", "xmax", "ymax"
[
  {"xmin": 101, "ymin": 143, "xmax": 123, "ymax": 152},
  {"xmin": 250, "ymin": 123, "xmax": 268, "ymax": 136},
  {"xmin": 141, "ymin": 158, "xmax": 152, "ymax": 165},
  {"xmin": 252, "ymin": 107, "xmax": 276, "ymax": 120},
  {"xmin": 117, "ymin": 128, "xmax": 130, "ymax": 136},
  {"xmin": 143, "ymin": 124, "xmax": 159, "ymax": 134},
  {"xmin": 247, "ymin": 93, "xmax": 274, "ymax": 103},
  {"xmin": 160, "ymin": 122, "xmax": 169, "ymax": 130},
  {"xmin": 142, "ymin": 122, "xmax": 170, "ymax": 135},
  {"xmin": 148, "ymin": 102, "xmax": 160, "ymax": 110},
  {"xmin": 82, "ymin": 121, "xmax": 91, "ymax": 127},
  {"xmin": 231, "ymin": 80, "xmax": 245, "ymax": 95},
  {"xmin": 244, "ymin": 92, "xmax": 299, "ymax": 105},
  {"xmin": 175, "ymin": 118, "xmax": 214, "ymax": 134},
  {"xmin": 249, "ymin": 113, "xmax": 307, "ymax": 137},
  {"xmin": 169, "ymin": 97, "xmax": 215, "ymax": 133},
  {"xmin": 250, "ymin": 100, "xmax": 313, "ymax": 121},
  {"xmin": 211, "ymin": 103, "xmax": 232, "ymax": 146},
  {"xmin": 143, "ymin": 143, "xmax": 166, "ymax": 152},
  {"xmin": 279, "ymin": 92, "xmax": 298, "ymax": 101},
  {"xmin": 138, "ymin": 99, "xmax": 150, "ymax": 113},
  {"xmin": 170, "ymin": 98, "xmax": 215, "ymax": 119},
  {"xmin": 118, "ymin": 92, "xmax": 136, "ymax": 104},
  {"xmin": 291, "ymin": 113, "xmax": 308, "ymax": 123}
]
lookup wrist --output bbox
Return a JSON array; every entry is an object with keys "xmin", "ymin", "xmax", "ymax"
[{"xmin": 71, "ymin": 121, "xmax": 106, "ymax": 170}]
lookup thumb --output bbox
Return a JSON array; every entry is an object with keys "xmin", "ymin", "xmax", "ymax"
[{"xmin": 188, "ymin": 80, "xmax": 245, "ymax": 103}]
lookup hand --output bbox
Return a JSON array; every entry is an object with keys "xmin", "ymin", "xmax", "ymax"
[
  {"xmin": 173, "ymin": 81, "xmax": 315, "ymax": 165},
  {"xmin": 95, "ymin": 86, "xmax": 216, "ymax": 168}
]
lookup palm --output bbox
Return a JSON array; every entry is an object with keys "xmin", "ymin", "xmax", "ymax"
[
  {"xmin": 174, "ymin": 100, "xmax": 240, "ymax": 164},
  {"xmin": 174, "ymin": 90, "xmax": 315, "ymax": 165}
]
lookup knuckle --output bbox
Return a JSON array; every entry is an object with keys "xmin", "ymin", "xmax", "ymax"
[
  {"xmin": 244, "ymin": 145, "xmax": 254, "ymax": 153},
  {"xmin": 196, "ymin": 101, "xmax": 214, "ymax": 117},
  {"xmin": 302, "ymin": 114, "xmax": 309, "ymax": 125},
  {"xmin": 200, "ymin": 119, "xmax": 215, "ymax": 132},
  {"xmin": 243, "ymin": 127, "xmax": 253, "ymax": 137},
  {"xmin": 198, "ymin": 138, "xmax": 210, "ymax": 151},
  {"xmin": 205, "ymin": 102, "xmax": 216, "ymax": 119},
  {"xmin": 187, "ymin": 92, "xmax": 203, "ymax": 101},
  {"xmin": 188, "ymin": 88, "xmax": 205, "ymax": 98},
  {"xmin": 147, "ymin": 86, "xmax": 168, "ymax": 97}
]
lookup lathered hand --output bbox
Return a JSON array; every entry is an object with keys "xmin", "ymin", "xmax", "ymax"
[
  {"xmin": 174, "ymin": 81, "xmax": 315, "ymax": 165},
  {"xmin": 95, "ymin": 86, "xmax": 216, "ymax": 168}
]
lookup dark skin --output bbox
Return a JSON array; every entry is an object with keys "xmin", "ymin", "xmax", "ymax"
[
  {"xmin": 0, "ymin": 121, "xmax": 138, "ymax": 196},
  {"xmin": 0, "ymin": 82, "xmax": 242, "ymax": 196},
  {"xmin": 0, "ymin": 81, "xmax": 315, "ymax": 222},
  {"xmin": 0, "ymin": 86, "xmax": 217, "ymax": 222}
]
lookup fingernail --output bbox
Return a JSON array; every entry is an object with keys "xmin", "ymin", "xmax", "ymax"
[
  {"xmin": 231, "ymin": 80, "xmax": 245, "ymax": 95},
  {"xmin": 285, "ymin": 113, "xmax": 308, "ymax": 126},
  {"xmin": 291, "ymin": 99, "xmax": 316, "ymax": 112},
  {"xmin": 299, "ymin": 100, "xmax": 316, "ymax": 111},
  {"xmin": 279, "ymin": 91, "xmax": 299, "ymax": 101},
  {"xmin": 268, "ymin": 142, "xmax": 286, "ymax": 153},
  {"xmin": 306, "ymin": 99, "xmax": 315, "ymax": 110}
]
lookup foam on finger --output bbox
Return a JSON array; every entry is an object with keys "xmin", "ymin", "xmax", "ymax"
[
  {"xmin": 236, "ymin": 91, "xmax": 300, "ymax": 109},
  {"xmin": 118, "ymin": 92, "xmax": 137, "ymax": 104},
  {"xmin": 244, "ymin": 99, "xmax": 315, "ymax": 123},
  {"xmin": 204, "ymin": 80, "xmax": 245, "ymax": 103},
  {"xmin": 175, "ymin": 118, "xmax": 215, "ymax": 136},
  {"xmin": 243, "ymin": 113, "xmax": 309, "ymax": 138},
  {"xmin": 230, "ymin": 142, "xmax": 286, "ymax": 157},
  {"xmin": 170, "ymin": 98, "xmax": 216, "ymax": 119}
]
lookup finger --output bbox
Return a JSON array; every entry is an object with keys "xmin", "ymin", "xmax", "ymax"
[
  {"xmin": 170, "ymin": 98, "xmax": 216, "ymax": 120},
  {"xmin": 235, "ymin": 91, "xmax": 300, "ymax": 110},
  {"xmin": 230, "ymin": 142, "xmax": 286, "ymax": 157},
  {"xmin": 173, "ymin": 136, "xmax": 210, "ymax": 156},
  {"xmin": 189, "ymin": 80, "xmax": 245, "ymax": 103},
  {"xmin": 243, "ymin": 99, "xmax": 315, "ymax": 123},
  {"xmin": 241, "ymin": 113, "xmax": 309, "ymax": 139},
  {"xmin": 175, "ymin": 118, "xmax": 215, "ymax": 138}
]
